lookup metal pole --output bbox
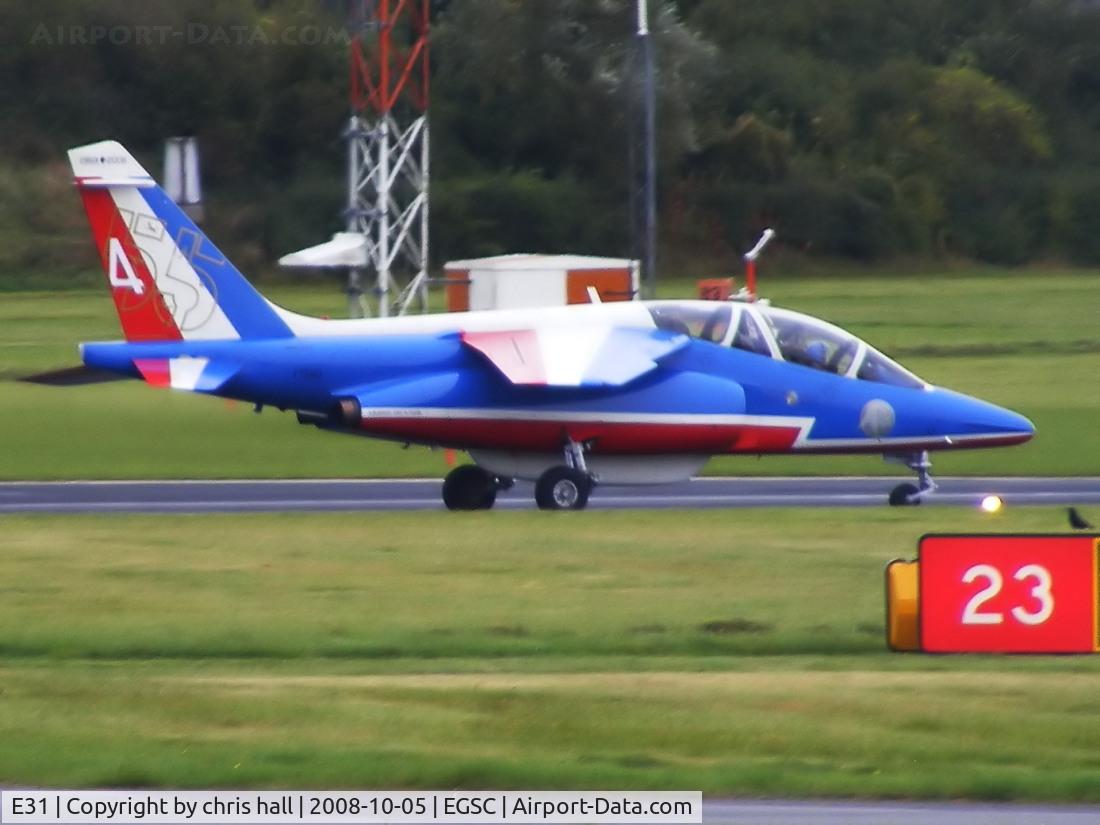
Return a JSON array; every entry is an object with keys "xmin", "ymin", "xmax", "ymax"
[
  {"xmin": 346, "ymin": 114, "xmax": 367, "ymax": 318},
  {"xmin": 638, "ymin": 0, "xmax": 657, "ymax": 299},
  {"xmin": 418, "ymin": 119, "xmax": 430, "ymax": 311},
  {"xmin": 377, "ymin": 116, "xmax": 391, "ymax": 317}
]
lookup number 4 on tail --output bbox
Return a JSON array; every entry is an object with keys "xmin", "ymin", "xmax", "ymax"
[{"xmin": 108, "ymin": 236, "xmax": 146, "ymax": 295}]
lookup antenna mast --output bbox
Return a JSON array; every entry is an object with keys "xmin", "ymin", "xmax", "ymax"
[
  {"xmin": 628, "ymin": 0, "xmax": 658, "ymax": 299},
  {"xmin": 346, "ymin": 0, "xmax": 431, "ymax": 317}
]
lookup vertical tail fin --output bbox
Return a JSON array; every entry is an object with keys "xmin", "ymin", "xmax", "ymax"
[{"xmin": 68, "ymin": 140, "xmax": 292, "ymax": 341}]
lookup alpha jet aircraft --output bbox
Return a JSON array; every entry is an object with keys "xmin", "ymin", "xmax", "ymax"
[{"xmin": 49, "ymin": 141, "xmax": 1034, "ymax": 510}]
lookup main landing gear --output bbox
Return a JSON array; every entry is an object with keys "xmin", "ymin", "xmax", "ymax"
[
  {"xmin": 442, "ymin": 439, "xmax": 597, "ymax": 511},
  {"xmin": 442, "ymin": 465, "xmax": 511, "ymax": 511},
  {"xmin": 535, "ymin": 438, "xmax": 595, "ymax": 511},
  {"xmin": 887, "ymin": 450, "xmax": 937, "ymax": 506},
  {"xmin": 535, "ymin": 466, "xmax": 591, "ymax": 511}
]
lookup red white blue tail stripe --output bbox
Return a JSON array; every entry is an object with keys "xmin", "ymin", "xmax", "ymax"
[{"xmin": 69, "ymin": 141, "xmax": 290, "ymax": 343}]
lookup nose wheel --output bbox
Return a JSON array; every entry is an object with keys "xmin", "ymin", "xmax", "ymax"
[{"xmin": 887, "ymin": 451, "xmax": 937, "ymax": 506}]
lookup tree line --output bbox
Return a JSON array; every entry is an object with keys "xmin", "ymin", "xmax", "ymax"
[{"xmin": 4, "ymin": 0, "xmax": 1100, "ymax": 284}]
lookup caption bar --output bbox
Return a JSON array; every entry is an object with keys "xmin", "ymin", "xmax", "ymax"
[{"xmin": 1, "ymin": 792, "xmax": 702, "ymax": 824}]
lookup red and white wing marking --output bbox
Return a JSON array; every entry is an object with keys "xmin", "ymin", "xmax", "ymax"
[
  {"xmin": 461, "ymin": 326, "xmax": 689, "ymax": 387},
  {"xmin": 132, "ymin": 357, "xmax": 236, "ymax": 393}
]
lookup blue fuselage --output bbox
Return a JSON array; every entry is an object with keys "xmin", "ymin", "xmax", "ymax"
[{"xmin": 81, "ymin": 332, "xmax": 1034, "ymax": 456}]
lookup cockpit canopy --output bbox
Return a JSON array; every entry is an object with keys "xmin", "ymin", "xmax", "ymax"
[{"xmin": 647, "ymin": 301, "xmax": 924, "ymax": 389}]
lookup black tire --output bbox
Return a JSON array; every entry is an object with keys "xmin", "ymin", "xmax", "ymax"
[
  {"xmin": 478, "ymin": 486, "xmax": 498, "ymax": 509},
  {"xmin": 443, "ymin": 465, "xmax": 496, "ymax": 510},
  {"xmin": 535, "ymin": 466, "xmax": 591, "ymax": 511},
  {"xmin": 889, "ymin": 482, "xmax": 921, "ymax": 507}
]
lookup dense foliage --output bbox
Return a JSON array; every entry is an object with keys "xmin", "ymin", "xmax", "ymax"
[{"xmin": 4, "ymin": 0, "xmax": 1100, "ymax": 281}]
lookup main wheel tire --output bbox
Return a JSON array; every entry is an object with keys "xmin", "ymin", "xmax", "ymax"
[
  {"xmin": 888, "ymin": 482, "xmax": 921, "ymax": 507},
  {"xmin": 535, "ymin": 466, "xmax": 591, "ymax": 511},
  {"xmin": 478, "ymin": 486, "xmax": 498, "ymax": 509},
  {"xmin": 443, "ymin": 465, "xmax": 497, "ymax": 511}
]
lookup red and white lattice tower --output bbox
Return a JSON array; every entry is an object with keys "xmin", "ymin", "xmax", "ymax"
[{"xmin": 346, "ymin": 0, "xmax": 430, "ymax": 316}]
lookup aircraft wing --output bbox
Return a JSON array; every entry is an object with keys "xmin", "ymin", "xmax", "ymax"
[{"xmin": 460, "ymin": 326, "xmax": 689, "ymax": 388}]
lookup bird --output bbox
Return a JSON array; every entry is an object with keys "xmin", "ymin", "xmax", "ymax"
[{"xmin": 1067, "ymin": 507, "xmax": 1094, "ymax": 530}]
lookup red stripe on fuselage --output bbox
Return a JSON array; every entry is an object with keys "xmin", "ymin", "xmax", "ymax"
[
  {"xmin": 355, "ymin": 414, "xmax": 1032, "ymax": 456},
  {"xmin": 357, "ymin": 415, "xmax": 803, "ymax": 454},
  {"xmin": 78, "ymin": 188, "xmax": 182, "ymax": 342}
]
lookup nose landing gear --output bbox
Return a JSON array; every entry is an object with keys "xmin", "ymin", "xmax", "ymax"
[{"xmin": 887, "ymin": 450, "xmax": 937, "ymax": 506}]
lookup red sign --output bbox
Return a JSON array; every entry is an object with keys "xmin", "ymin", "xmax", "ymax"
[{"xmin": 919, "ymin": 535, "xmax": 1099, "ymax": 653}]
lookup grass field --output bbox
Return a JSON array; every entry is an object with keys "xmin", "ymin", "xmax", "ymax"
[
  {"xmin": 3, "ymin": 268, "xmax": 1097, "ymax": 801},
  {"xmin": 3, "ymin": 507, "xmax": 1100, "ymax": 799},
  {"xmin": 2, "ymin": 268, "xmax": 1100, "ymax": 479}
]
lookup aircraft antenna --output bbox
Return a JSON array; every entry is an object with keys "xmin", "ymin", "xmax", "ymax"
[
  {"xmin": 347, "ymin": 0, "xmax": 431, "ymax": 317},
  {"xmin": 281, "ymin": 2, "xmax": 430, "ymax": 317}
]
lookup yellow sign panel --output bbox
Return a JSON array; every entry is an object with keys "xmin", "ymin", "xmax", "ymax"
[{"xmin": 885, "ymin": 559, "xmax": 919, "ymax": 652}]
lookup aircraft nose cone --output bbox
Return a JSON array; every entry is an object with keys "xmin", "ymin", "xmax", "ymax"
[
  {"xmin": 931, "ymin": 388, "xmax": 1035, "ymax": 446},
  {"xmin": 1000, "ymin": 407, "xmax": 1036, "ymax": 440},
  {"xmin": 983, "ymin": 405, "xmax": 1035, "ymax": 445}
]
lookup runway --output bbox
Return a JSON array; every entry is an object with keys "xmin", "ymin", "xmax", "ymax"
[
  {"xmin": 2, "ymin": 476, "xmax": 1100, "ymax": 514},
  {"xmin": 700, "ymin": 798, "xmax": 1100, "ymax": 824}
]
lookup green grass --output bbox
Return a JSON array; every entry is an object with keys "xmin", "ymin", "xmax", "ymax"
[
  {"xmin": 2, "ymin": 269, "xmax": 1100, "ymax": 478},
  {"xmin": 2, "ymin": 508, "xmax": 1100, "ymax": 798},
  {"xmin": 0, "ymin": 508, "xmax": 910, "ymax": 660},
  {"xmin": 4, "ymin": 269, "xmax": 1096, "ymax": 798}
]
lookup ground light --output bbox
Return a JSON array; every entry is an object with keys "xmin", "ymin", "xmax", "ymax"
[{"xmin": 980, "ymin": 494, "xmax": 1004, "ymax": 514}]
